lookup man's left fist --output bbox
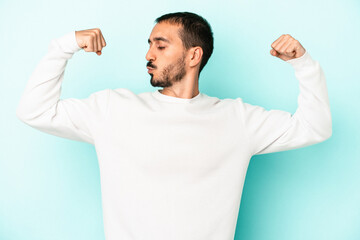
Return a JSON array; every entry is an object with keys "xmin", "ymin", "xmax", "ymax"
[{"xmin": 270, "ymin": 34, "xmax": 306, "ymax": 61}]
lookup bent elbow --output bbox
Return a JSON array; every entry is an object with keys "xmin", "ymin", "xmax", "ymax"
[
  {"xmin": 321, "ymin": 127, "xmax": 332, "ymax": 142},
  {"xmin": 316, "ymin": 118, "xmax": 332, "ymax": 143},
  {"xmin": 16, "ymin": 106, "xmax": 27, "ymax": 123},
  {"xmin": 16, "ymin": 104, "xmax": 37, "ymax": 125},
  {"xmin": 324, "ymin": 123, "xmax": 332, "ymax": 141}
]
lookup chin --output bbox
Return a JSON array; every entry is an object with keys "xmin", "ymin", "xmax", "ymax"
[
  {"xmin": 150, "ymin": 75, "xmax": 160, "ymax": 87},
  {"xmin": 150, "ymin": 78, "xmax": 171, "ymax": 88}
]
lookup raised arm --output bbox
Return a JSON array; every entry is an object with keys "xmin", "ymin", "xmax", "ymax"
[
  {"xmin": 239, "ymin": 34, "xmax": 332, "ymax": 155},
  {"xmin": 16, "ymin": 29, "xmax": 109, "ymax": 144}
]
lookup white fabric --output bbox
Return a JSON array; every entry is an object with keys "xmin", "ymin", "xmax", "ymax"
[{"xmin": 16, "ymin": 31, "xmax": 332, "ymax": 240}]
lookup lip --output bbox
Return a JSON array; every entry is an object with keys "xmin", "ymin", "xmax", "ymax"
[{"xmin": 147, "ymin": 67, "xmax": 155, "ymax": 73}]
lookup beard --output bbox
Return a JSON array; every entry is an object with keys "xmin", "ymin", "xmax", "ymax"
[{"xmin": 149, "ymin": 53, "xmax": 186, "ymax": 88}]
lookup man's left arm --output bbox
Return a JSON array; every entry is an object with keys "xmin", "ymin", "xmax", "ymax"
[{"xmin": 240, "ymin": 34, "xmax": 332, "ymax": 155}]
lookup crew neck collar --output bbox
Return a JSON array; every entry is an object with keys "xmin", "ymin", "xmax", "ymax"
[{"xmin": 152, "ymin": 89, "xmax": 203, "ymax": 103}]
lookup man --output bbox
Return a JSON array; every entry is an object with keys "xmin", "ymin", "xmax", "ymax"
[{"xmin": 16, "ymin": 12, "xmax": 331, "ymax": 240}]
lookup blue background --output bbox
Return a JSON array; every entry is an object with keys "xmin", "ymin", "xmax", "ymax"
[{"xmin": 1, "ymin": 0, "xmax": 359, "ymax": 239}]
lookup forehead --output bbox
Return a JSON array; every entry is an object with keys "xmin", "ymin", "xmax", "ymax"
[{"xmin": 148, "ymin": 22, "xmax": 182, "ymax": 44}]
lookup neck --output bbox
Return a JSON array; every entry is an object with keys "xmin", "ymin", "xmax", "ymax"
[
  {"xmin": 159, "ymin": 72, "xmax": 199, "ymax": 99},
  {"xmin": 160, "ymin": 81, "xmax": 199, "ymax": 99}
]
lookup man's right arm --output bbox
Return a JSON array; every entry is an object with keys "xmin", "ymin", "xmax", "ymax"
[{"xmin": 16, "ymin": 30, "xmax": 109, "ymax": 144}]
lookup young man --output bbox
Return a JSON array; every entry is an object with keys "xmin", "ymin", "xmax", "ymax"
[{"xmin": 16, "ymin": 12, "xmax": 331, "ymax": 240}]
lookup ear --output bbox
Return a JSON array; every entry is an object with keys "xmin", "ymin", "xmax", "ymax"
[{"xmin": 188, "ymin": 47, "xmax": 203, "ymax": 68}]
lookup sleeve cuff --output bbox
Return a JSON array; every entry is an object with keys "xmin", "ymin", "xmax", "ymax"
[
  {"xmin": 285, "ymin": 50, "xmax": 315, "ymax": 71},
  {"xmin": 54, "ymin": 31, "xmax": 82, "ymax": 54}
]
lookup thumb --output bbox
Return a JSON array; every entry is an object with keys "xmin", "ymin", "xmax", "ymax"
[{"xmin": 270, "ymin": 49, "xmax": 278, "ymax": 57}]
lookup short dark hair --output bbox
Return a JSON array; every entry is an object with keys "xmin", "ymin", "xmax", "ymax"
[{"xmin": 155, "ymin": 12, "xmax": 214, "ymax": 75}]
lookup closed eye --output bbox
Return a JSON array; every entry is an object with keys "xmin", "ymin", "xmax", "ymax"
[{"xmin": 158, "ymin": 46, "xmax": 165, "ymax": 50}]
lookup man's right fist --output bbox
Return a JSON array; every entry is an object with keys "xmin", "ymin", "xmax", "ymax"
[{"xmin": 75, "ymin": 28, "xmax": 107, "ymax": 56}]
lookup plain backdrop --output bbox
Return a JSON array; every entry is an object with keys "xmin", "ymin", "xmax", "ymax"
[{"xmin": 1, "ymin": 0, "xmax": 359, "ymax": 239}]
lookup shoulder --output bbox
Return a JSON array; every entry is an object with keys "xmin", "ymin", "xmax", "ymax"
[
  {"xmin": 107, "ymin": 88, "xmax": 157, "ymax": 106},
  {"xmin": 110, "ymin": 88, "xmax": 136, "ymax": 96},
  {"xmin": 84, "ymin": 88, "xmax": 110, "ymax": 102},
  {"xmin": 205, "ymin": 94, "xmax": 245, "ymax": 106},
  {"xmin": 200, "ymin": 93, "xmax": 247, "ymax": 110}
]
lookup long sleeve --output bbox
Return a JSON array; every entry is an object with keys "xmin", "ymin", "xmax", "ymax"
[
  {"xmin": 238, "ymin": 51, "xmax": 332, "ymax": 155},
  {"xmin": 16, "ymin": 31, "xmax": 110, "ymax": 145}
]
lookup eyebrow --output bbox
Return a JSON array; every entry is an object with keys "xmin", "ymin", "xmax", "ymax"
[{"xmin": 148, "ymin": 37, "xmax": 171, "ymax": 44}]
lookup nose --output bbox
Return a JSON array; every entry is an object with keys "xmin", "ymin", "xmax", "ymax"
[{"xmin": 145, "ymin": 47, "xmax": 155, "ymax": 62}]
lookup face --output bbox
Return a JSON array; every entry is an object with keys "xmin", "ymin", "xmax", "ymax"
[{"xmin": 146, "ymin": 22, "xmax": 188, "ymax": 88}]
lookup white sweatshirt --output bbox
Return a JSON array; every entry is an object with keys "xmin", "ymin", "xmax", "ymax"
[{"xmin": 16, "ymin": 31, "xmax": 332, "ymax": 240}]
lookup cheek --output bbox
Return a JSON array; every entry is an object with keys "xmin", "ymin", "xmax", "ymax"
[
  {"xmin": 163, "ymin": 47, "xmax": 182, "ymax": 61},
  {"xmin": 157, "ymin": 49, "xmax": 181, "ymax": 68}
]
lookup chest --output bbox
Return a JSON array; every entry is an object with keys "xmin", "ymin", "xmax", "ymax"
[{"xmin": 96, "ymin": 107, "xmax": 249, "ymax": 180}]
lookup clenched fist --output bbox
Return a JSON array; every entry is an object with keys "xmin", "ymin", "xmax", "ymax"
[
  {"xmin": 270, "ymin": 34, "xmax": 305, "ymax": 61},
  {"xmin": 75, "ymin": 28, "xmax": 107, "ymax": 56}
]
